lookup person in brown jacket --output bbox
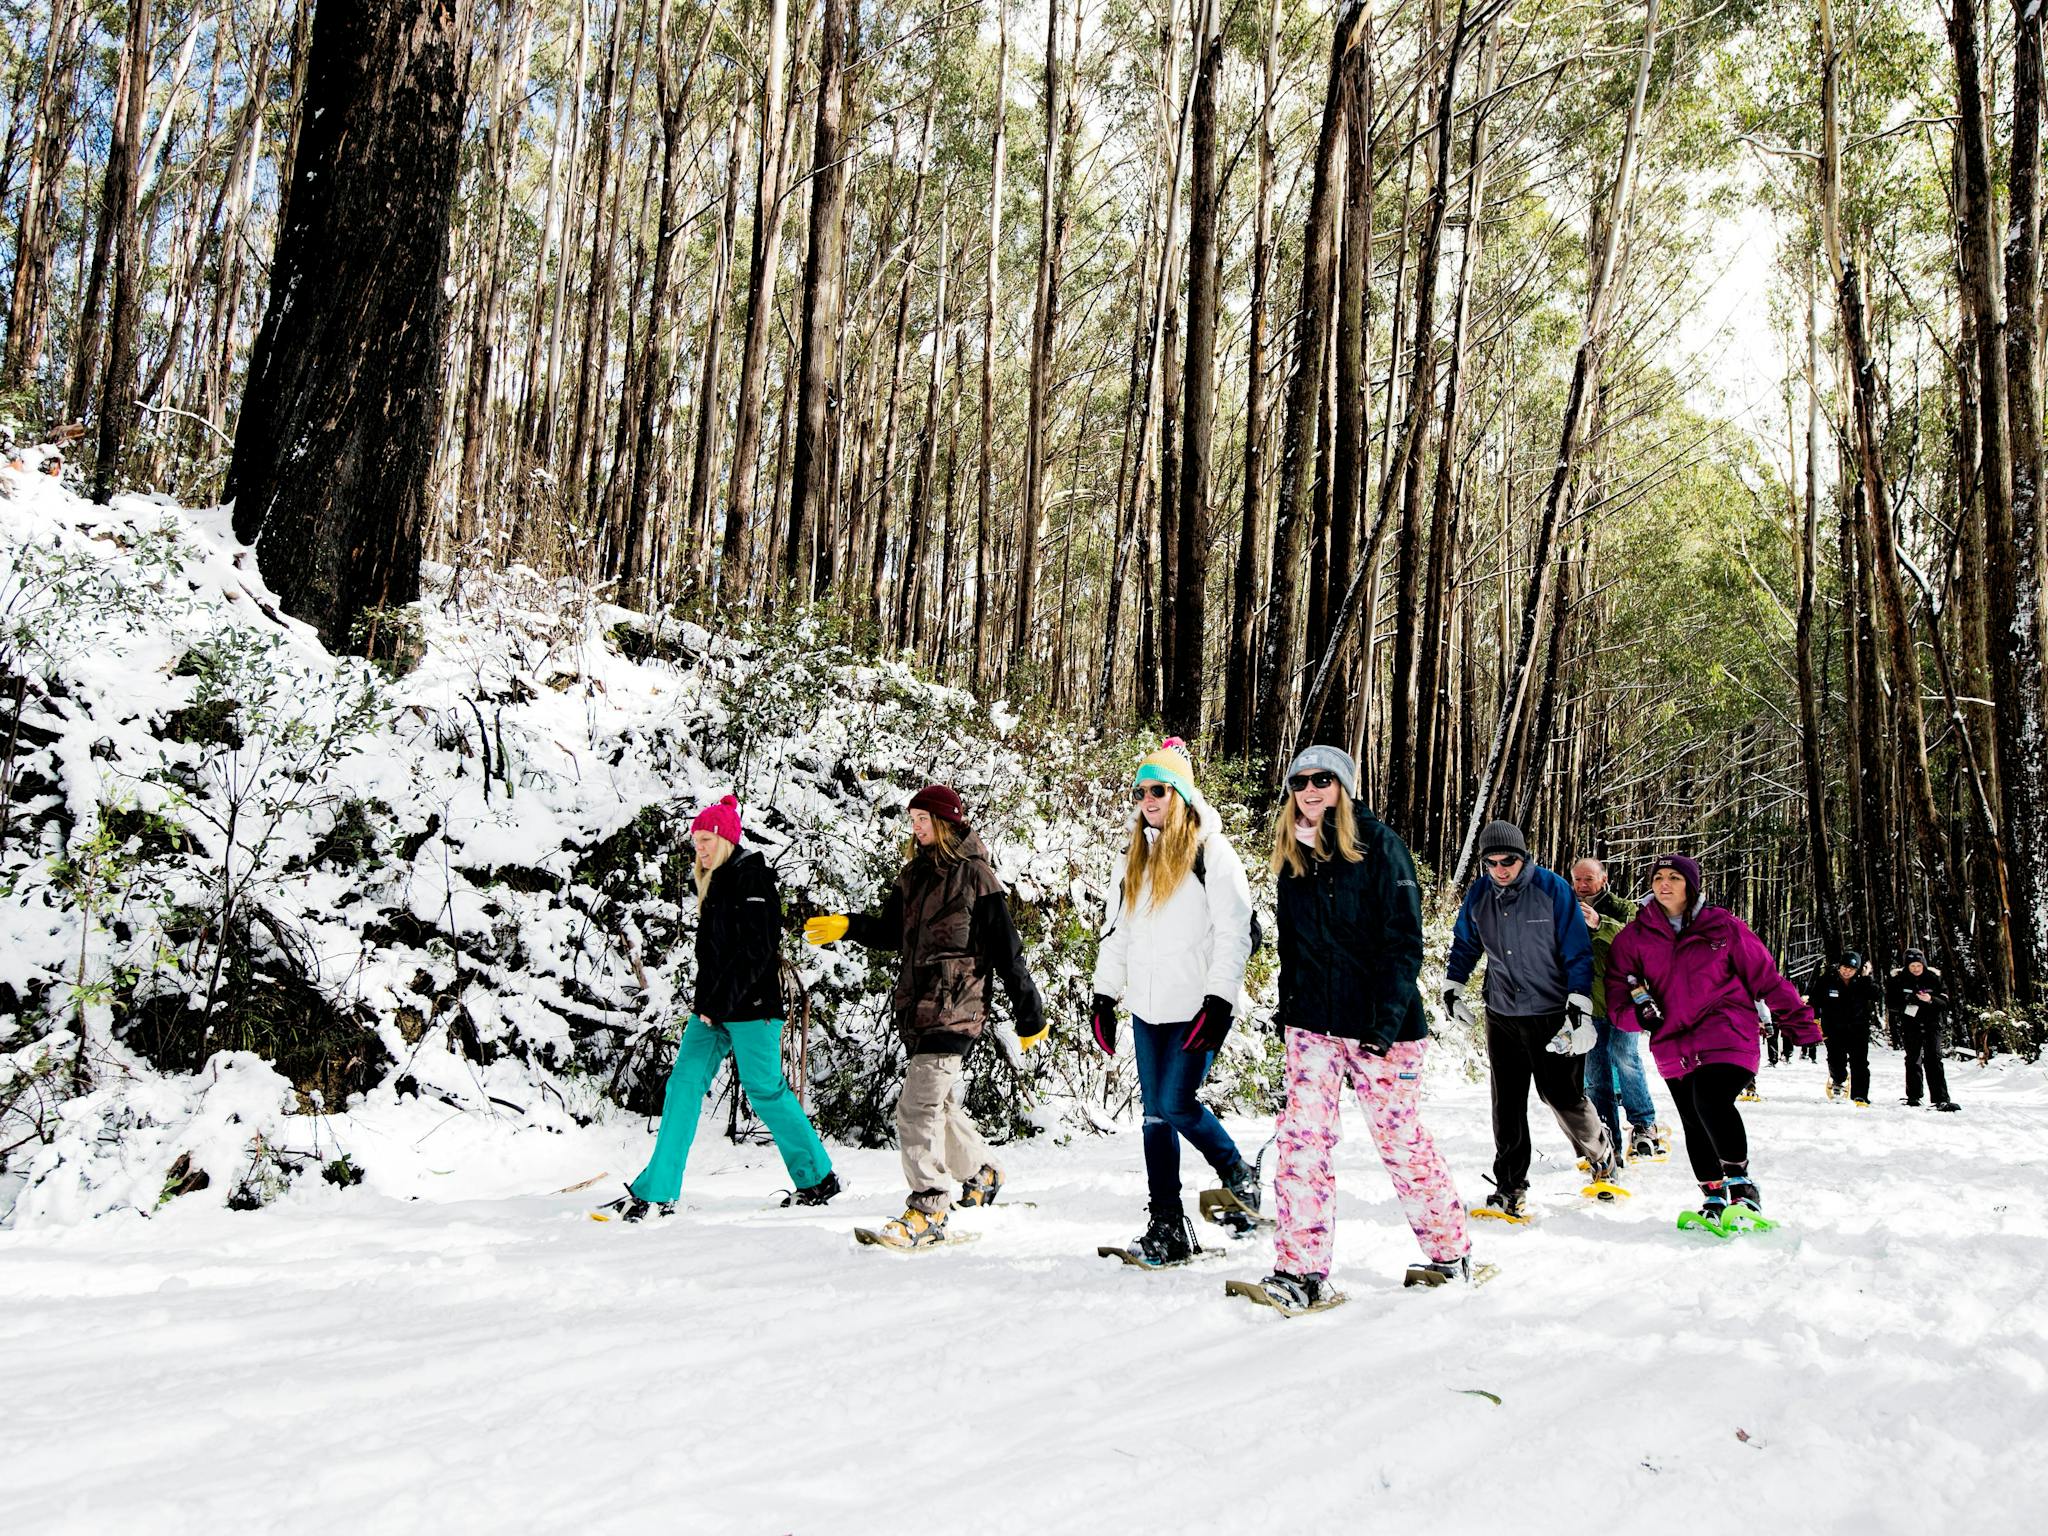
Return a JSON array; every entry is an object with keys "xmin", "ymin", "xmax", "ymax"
[{"xmin": 806, "ymin": 785, "xmax": 1047, "ymax": 1248}]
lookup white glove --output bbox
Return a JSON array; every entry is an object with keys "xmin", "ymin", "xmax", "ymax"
[
  {"xmin": 1550, "ymin": 993, "xmax": 1596, "ymax": 1055},
  {"xmin": 1440, "ymin": 981, "xmax": 1476, "ymax": 1030}
]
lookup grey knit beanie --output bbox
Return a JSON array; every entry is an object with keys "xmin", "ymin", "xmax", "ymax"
[
  {"xmin": 1478, "ymin": 819, "xmax": 1529, "ymax": 858},
  {"xmin": 1284, "ymin": 744, "xmax": 1359, "ymax": 799}
]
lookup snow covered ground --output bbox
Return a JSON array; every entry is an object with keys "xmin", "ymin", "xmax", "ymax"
[{"xmin": 6, "ymin": 1042, "xmax": 2043, "ymax": 1534}]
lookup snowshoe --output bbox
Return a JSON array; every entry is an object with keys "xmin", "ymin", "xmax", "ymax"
[
  {"xmin": 1677, "ymin": 1180, "xmax": 1733, "ymax": 1238},
  {"xmin": 1100, "ymin": 1211, "xmax": 1212, "ymax": 1270},
  {"xmin": 1403, "ymin": 1255, "xmax": 1501, "ymax": 1288},
  {"xmin": 1737, "ymin": 1082, "xmax": 1763, "ymax": 1103},
  {"xmin": 1852, "ymin": 1098, "xmax": 1871, "ymax": 1107},
  {"xmin": 1225, "ymin": 1270, "xmax": 1346, "ymax": 1316},
  {"xmin": 1717, "ymin": 1177, "xmax": 1777, "ymax": 1234},
  {"xmin": 1470, "ymin": 1184, "xmax": 1529, "ymax": 1224},
  {"xmin": 957, "ymin": 1163, "xmax": 1004, "ymax": 1208},
  {"xmin": 1934, "ymin": 1101, "xmax": 1962, "ymax": 1113},
  {"xmin": 1825, "ymin": 1081, "xmax": 1844, "ymax": 1101},
  {"xmin": 780, "ymin": 1170, "xmax": 842, "ymax": 1208},
  {"xmin": 1902, "ymin": 1097, "xmax": 1922, "ymax": 1107},
  {"xmin": 853, "ymin": 1207, "xmax": 977, "ymax": 1251},
  {"xmin": 1581, "ymin": 1153, "xmax": 1629, "ymax": 1203},
  {"xmin": 1651, "ymin": 1123, "xmax": 1673, "ymax": 1157},
  {"xmin": 1199, "ymin": 1189, "xmax": 1274, "ymax": 1235},
  {"xmin": 1629, "ymin": 1126, "xmax": 1665, "ymax": 1162}
]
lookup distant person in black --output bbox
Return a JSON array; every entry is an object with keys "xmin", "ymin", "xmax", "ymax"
[
  {"xmin": 1801, "ymin": 950, "xmax": 1881, "ymax": 1105},
  {"xmin": 1888, "ymin": 948, "xmax": 1960, "ymax": 1112}
]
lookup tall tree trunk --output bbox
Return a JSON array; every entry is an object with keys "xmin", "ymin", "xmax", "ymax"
[
  {"xmin": 1224, "ymin": 0, "xmax": 1282, "ymax": 759},
  {"xmin": 226, "ymin": 0, "xmax": 476, "ymax": 656},
  {"xmin": 4, "ymin": 0, "xmax": 85, "ymax": 392},
  {"xmin": 786, "ymin": 0, "xmax": 855, "ymax": 599},
  {"xmin": 1795, "ymin": 264, "xmax": 1839, "ymax": 952},
  {"xmin": 973, "ymin": 0, "xmax": 1010, "ymax": 693},
  {"xmin": 1819, "ymin": 0, "xmax": 1975, "ymax": 988},
  {"xmin": 1253, "ymin": 0, "xmax": 1367, "ymax": 781},
  {"xmin": 1996, "ymin": 0, "xmax": 2048, "ymax": 999},
  {"xmin": 1012, "ymin": 0, "xmax": 1071, "ymax": 673},
  {"xmin": 718, "ymin": 0, "xmax": 795, "ymax": 611},
  {"xmin": 1165, "ymin": 0, "xmax": 1222, "ymax": 735},
  {"xmin": 898, "ymin": 215, "xmax": 951, "ymax": 648},
  {"xmin": 1414, "ymin": 20, "xmax": 1496, "ymax": 853},
  {"xmin": 1445, "ymin": 0, "xmax": 1659, "ymax": 897},
  {"xmin": 684, "ymin": 101, "xmax": 749, "ymax": 590},
  {"xmin": 91, "ymin": 0, "xmax": 155, "ymax": 504}
]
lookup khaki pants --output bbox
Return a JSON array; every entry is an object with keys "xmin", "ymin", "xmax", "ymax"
[{"xmin": 897, "ymin": 1051, "xmax": 994, "ymax": 1212}]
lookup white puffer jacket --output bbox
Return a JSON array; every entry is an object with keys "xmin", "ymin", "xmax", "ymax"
[{"xmin": 1091, "ymin": 791, "xmax": 1255, "ymax": 1027}]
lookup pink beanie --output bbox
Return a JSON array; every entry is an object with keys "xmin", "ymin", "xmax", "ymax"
[{"xmin": 690, "ymin": 794, "xmax": 743, "ymax": 846}]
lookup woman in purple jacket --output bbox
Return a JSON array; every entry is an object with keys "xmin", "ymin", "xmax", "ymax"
[{"xmin": 1607, "ymin": 855, "xmax": 1819, "ymax": 1231}]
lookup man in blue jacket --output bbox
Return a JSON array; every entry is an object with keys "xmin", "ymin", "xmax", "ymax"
[{"xmin": 1443, "ymin": 820, "xmax": 1616, "ymax": 1220}]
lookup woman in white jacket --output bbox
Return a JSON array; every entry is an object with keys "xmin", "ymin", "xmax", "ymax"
[{"xmin": 1091, "ymin": 738, "xmax": 1258, "ymax": 1265}]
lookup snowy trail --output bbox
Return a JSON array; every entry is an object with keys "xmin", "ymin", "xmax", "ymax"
[{"xmin": 6, "ymin": 1045, "xmax": 2045, "ymax": 1534}]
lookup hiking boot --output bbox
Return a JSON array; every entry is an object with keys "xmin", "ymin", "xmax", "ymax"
[
  {"xmin": 600, "ymin": 1190, "xmax": 671, "ymax": 1223},
  {"xmin": 1723, "ymin": 1174, "xmax": 1762, "ymax": 1213},
  {"xmin": 1826, "ymin": 1081, "xmax": 1844, "ymax": 1101},
  {"xmin": 1934, "ymin": 1101, "xmax": 1962, "ymax": 1113},
  {"xmin": 1132, "ymin": 1209, "xmax": 1197, "ymax": 1266},
  {"xmin": 1584, "ymin": 1153, "xmax": 1625, "ymax": 1199},
  {"xmin": 1218, "ymin": 1158, "xmax": 1262, "ymax": 1218},
  {"xmin": 1257, "ymin": 1269, "xmax": 1329, "ymax": 1310},
  {"xmin": 958, "ymin": 1163, "xmax": 1003, "ymax": 1208},
  {"xmin": 1403, "ymin": 1255, "xmax": 1473, "ymax": 1288},
  {"xmin": 782, "ymin": 1170, "xmax": 842, "ymax": 1208},
  {"xmin": 875, "ymin": 1206, "xmax": 951, "ymax": 1249},
  {"xmin": 1629, "ymin": 1125, "xmax": 1658, "ymax": 1160},
  {"xmin": 1476, "ymin": 1185, "xmax": 1528, "ymax": 1222}
]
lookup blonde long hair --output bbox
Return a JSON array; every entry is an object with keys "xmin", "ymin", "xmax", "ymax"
[
  {"xmin": 1269, "ymin": 793, "xmax": 1364, "ymax": 879},
  {"xmin": 1122, "ymin": 793, "xmax": 1201, "ymax": 912},
  {"xmin": 693, "ymin": 833, "xmax": 735, "ymax": 902}
]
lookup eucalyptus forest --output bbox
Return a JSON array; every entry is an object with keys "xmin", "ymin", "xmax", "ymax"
[{"xmin": 2, "ymin": 0, "xmax": 2043, "ymax": 1033}]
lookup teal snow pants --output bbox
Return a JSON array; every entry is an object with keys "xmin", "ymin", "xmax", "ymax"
[{"xmin": 627, "ymin": 1017, "xmax": 832, "ymax": 1202}]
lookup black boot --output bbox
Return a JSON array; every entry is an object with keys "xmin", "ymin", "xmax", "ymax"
[
  {"xmin": 1132, "ymin": 1207, "xmax": 1197, "ymax": 1266},
  {"xmin": 782, "ymin": 1170, "xmax": 842, "ymax": 1207}
]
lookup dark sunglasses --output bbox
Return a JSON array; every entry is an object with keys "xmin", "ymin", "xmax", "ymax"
[
  {"xmin": 1484, "ymin": 853, "xmax": 1523, "ymax": 869},
  {"xmin": 1287, "ymin": 771, "xmax": 1338, "ymax": 793},
  {"xmin": 1130, "ymin": 783, "xmax": 1172, "ymax": 802}
]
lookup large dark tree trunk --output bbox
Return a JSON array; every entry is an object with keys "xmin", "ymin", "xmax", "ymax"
[
  {"xmin": 226, "ymin": 0, "xmax": 476, "ymax": 656},
  {"xmin": 1253, "ymin": 0, "xmax": 1367, "ymax": 781},
  {"xmin": 91, "ymin": 0, "xmax": 154, "ymax": 504},
  {"xmin": 785, "ymin": 0, "xmax": 854, "ymax": 599}
]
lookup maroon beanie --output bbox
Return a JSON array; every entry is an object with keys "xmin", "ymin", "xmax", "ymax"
[
  {"xmin": 690, "ymin": 794, "xmax": 743, "ymax": 846},
  {"xmin": 907, "ymin": 784, "xmax": 967, "ymax": 826},
  {"xmin": 1651, "ymin": 853, "xmax": 1703, "ymax": 903}
]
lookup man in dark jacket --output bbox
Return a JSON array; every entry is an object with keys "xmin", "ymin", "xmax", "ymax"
[
  {"xmin": 1802, "ymin": 950, "xmax": 1881, "ymax": 1104},
  {"xmin": 1444, "ymin": 820, "xmax": 1615, "ymax": 1219},
  {"xmin": 1888, "ymin": 948, "xmax": 1959, "ymax": 1111},
  {"xmin": 1573, "ymin": 856, "xmax": 1664, "ymax": 1161}
]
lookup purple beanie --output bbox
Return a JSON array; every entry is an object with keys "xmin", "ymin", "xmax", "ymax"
[{"xmin": 1651, "ymin": 853, "xmax": 1703, "ymax": 902}]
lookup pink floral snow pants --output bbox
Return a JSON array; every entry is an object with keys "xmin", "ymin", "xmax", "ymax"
[{"xmin": 1274, "ymin": 1030, "xmax": 1469, "ymax": 1277}]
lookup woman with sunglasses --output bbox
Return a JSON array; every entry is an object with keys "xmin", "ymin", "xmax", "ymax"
[
  {"xmin": 1090, "ymin": 739, "xmax": 1259, "ymax": 1266},
  {"xmin": 1240, "ymin": 746, "xmax": 1473, "ymax": 1312}
]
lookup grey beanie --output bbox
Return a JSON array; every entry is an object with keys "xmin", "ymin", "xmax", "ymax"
[
  {"xmin": 1284, "ymin": 744, "xmax": 1359, "ymax": 798},
  {"xmin": 1478, "ymin": 819, "xmax": 1529, "ymax": 858}
]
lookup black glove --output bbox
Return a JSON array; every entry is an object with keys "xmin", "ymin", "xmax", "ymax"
[
  {"xmin": 1089, "ymin": 994, "xmax": 1117, "ymax": 1055},
  {"xmin": 1358, "ymin": 1032, "xmax": 1391, "ymax": 1058},
  {"xmin": 1180, "ymin": 994, "xmax": 1234, "ymax": 1053}
]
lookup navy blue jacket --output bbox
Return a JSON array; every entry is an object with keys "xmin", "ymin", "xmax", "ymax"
[{"xmin": 1446, "ymin": 862, "xmax": 1592, "ymax": 1018}]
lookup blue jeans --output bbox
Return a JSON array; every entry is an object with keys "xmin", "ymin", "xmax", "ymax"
[
  {"xmin": 1586, "ymin": 1015, "xmax": 1659, "ymax": 1153},
  {"xmin": 1131, "ymin": 1017, "xmax": 1244, "ymax": 1213}
]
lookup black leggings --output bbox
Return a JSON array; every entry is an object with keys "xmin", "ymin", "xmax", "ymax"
[{"xmin": 1667, "ymin": 1063, "xmax": 1753, "ymax": 1183}]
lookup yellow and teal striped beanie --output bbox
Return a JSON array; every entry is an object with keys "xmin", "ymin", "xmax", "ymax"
[{"xmin": 1133, "ymin": 737, "xmax": 1196, "ymax": 806}]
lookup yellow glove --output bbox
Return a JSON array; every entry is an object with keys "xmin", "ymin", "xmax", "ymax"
[
  {"xmin": 804, "ymin": 914, "xmax": 850, "ymax": 946},
  {"xmin": 1016, "ymin": 1021, "xmax": 1050, "ymax": 1052}
]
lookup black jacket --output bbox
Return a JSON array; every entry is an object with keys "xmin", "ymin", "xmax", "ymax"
[
  {"xmin": 1801, "ymin": 966, "xmax": 1880, "ymax": 1035},
  {"xmin": 1274, "ymin": 800, "xmax": 1427, "ymax": 1050},
  {"xmin": 693, "ymin": 847, "xmax": 786, "ymax": 1024},
  {"xmin": 1886, "ymin": 966, "xmax": 1947, "ymax": 1027}
]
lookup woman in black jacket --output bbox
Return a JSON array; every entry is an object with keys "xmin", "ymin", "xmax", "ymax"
[
  {"xmin": 1240, "ymin": 747, "xmax": 1475, "ymax": 1311},
  {"xmin": 606, "ymin": 797, "xmax": 837, "ymax": 1220}
]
